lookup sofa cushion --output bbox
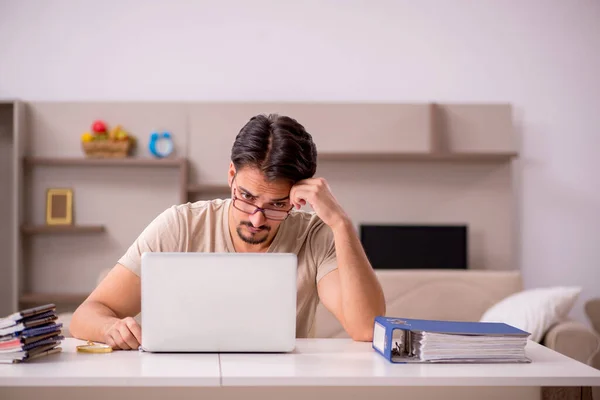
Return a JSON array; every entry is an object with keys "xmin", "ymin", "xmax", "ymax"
[{"xmin": 315, "ymin": 270, "xmax": 523, "ymax": 338}]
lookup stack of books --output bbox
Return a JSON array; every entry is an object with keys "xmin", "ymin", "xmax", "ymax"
[
  {"xmin": 0, "ymin": 304, "xmax": 64, "ymax": 363},
  {"xmin": 373, "ymin": 316, "xmax": 531, "ymax": 364}
]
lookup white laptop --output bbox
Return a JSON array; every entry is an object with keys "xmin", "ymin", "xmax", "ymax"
[{"xmin": 140, "ymin": 252, "xmax": 297, "ymax": 353}]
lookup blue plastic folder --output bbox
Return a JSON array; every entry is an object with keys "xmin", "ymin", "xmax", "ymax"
[{"xmin": 372, "ymin": 316, "xmax": 531, "ymax": 364}]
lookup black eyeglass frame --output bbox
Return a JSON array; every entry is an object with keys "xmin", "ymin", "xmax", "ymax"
[{"xmin": 232, "ymin": 187, "xmax": 294, "ymax": 221}]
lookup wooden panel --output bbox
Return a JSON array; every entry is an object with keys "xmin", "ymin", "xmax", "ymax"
[
  {"xmin": 15, "ymin": 101, "xmax": 518, "ymax": 306},
  {"xmin": 13, "ymin": 101, "xmax": 26, "ymax": 312},
  {"xmin": 433, "ymin": 104, "xmax": 516, "ymax": 153},
  {"xmin": 0, "ymin": 103, "xmax": 14, "ymax": 315},
  {"xmin": 24, "ymin": 166, "xmax": 180, "ymax": 297},
  {"xmin": 314, "ymin": 160, "xmax": 515, "ymax": 271},
  {"xmin": 21, "ymin": 103, "xmax": 188, "ymax": 305},
  {"xmin": 274, "ymin": 103, "xmax": 432, "ymax": 153},
  {"xmin": 188, "ymin": 103, "xmax": 276, "ymax": 185},
  {"xmin": 26, "ymin": 102, "xmax": 190, "ymax": 159},
  {"xmin": 187, "ymin": 184, "xmax": 230, "ymax": 193},
  {"xmin": 179, "ymin": 158, "xmax": 189, "ymax": 204},
  {"xmin": 187, "ymin": 103, "xmax": 433, "ymax": 183},
  {"xmin": 187, "ymin": 184, "xmax": 231, "ymax": 203}
]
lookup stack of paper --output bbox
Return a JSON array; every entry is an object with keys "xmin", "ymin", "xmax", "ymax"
[
  {"xmin": 373, "ymin": 316, "xmax": 531, "ymax": 364},
  {"xmin": 410, "ymin": 331, "xmax": 529, "ymax": 363},
  {"xmin": 0, "ymin": 304, "xmax": 64, "ymax": 363}
]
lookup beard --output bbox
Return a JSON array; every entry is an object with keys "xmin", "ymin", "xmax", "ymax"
[{"xmin": 236, "ymin": 221, "xmax": 271, "ymax": 245}]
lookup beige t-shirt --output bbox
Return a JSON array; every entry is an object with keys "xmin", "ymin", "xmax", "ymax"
[{"xmin": 118, "ymin": 199, "xmax": 338, "ymax": 338}]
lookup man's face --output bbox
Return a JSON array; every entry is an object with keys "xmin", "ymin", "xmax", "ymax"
[{"xmin": 228, "ymin": 165, "xmax": 293, "ymax": 247}]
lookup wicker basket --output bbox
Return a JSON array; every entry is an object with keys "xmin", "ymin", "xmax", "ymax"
[{"xmin": 82, "ymin": 140, "xmax": 132, "ymax": 158}]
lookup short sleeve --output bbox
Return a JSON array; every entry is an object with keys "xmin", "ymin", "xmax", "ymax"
[
  {"xmin": 311, "ymin": 221, "xmax": 338, "ymax": 283},
  {"xmin": 118, "ymin": 206, "xmax": 184, "ymax": 276}
]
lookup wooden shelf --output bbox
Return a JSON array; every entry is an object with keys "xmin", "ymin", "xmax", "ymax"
[
  {"xmin": 21, "ymin": 225, "xmax": 106, "ymax": 234},
  {"xmin": 317, "ymin": 152, "xmax": 517, "ymax": 162},
  {"xmin": 19, "ymin": 292, "xmax": 88, "ymax": 305},
  {"xmin": 23, "ymin": 157, "xmax": 186, "ymax": 167},
  {"xmin": 187, "ymin": 184, "xmax": 230, "ymax": 193}
]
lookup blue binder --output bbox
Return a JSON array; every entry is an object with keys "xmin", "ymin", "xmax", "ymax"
[{"xmin": 372, "ymin": 316, "xmax": 531, "ymax": 364}]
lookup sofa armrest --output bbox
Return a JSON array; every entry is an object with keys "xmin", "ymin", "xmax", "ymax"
[{"xmin": 542, "ymin": 320, "xmax": 600, "ymax": 365}]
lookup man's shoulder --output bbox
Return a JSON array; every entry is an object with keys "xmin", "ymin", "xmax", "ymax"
[
  {"xmin": 168, "ymin": 198, "xmax": 230, "ymax": 223},
  {"xmin": 173, "ymin": 198, "xmax": 229, "ymax": 213}
]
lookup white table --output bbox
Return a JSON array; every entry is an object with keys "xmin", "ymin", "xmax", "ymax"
[
  {"xmin": 0, "ymin": 339, "xmax": 220, "ymax": 387},
  {"xmin": 1, "ymin": 338, "xmax": 599, "ymax": 400}
]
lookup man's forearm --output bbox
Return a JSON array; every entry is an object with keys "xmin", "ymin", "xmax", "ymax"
[
  {"xmin": 70, "ymin": 301, "xmax": 121, "ymax": 343},
  {"xmin": 331, "ymin": 218, "xmax": 386, "ymax": 341}
]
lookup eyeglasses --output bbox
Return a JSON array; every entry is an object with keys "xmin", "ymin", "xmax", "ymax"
[{"xmin": 232, "ymin": 188, "xmax": 293, "ymax": 221}]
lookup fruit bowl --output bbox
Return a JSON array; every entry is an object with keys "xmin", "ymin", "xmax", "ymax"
[
  {"xmin": 81, "ymin": 121, "xmax": 136, "ymax": 158},
  {"xmin": 81, "ymin": 139, "xmax": 132, "ymax": 158}
]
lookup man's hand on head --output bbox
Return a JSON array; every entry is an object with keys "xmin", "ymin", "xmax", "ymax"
[{"xmin": 290, "ymin": 177, "xmax": 350, "ymax": 230}]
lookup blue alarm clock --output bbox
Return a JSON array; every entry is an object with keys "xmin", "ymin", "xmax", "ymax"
[{"xmin": 149, "ymin": 131, "xmax": 174, "ymax": 158}]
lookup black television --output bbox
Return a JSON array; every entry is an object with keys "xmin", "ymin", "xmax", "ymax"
[{"xmin": 359, "ymin": 224, "xmax": 468, "ymax": 270}]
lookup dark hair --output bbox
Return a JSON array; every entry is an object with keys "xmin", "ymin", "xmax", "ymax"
[{"xmin": 230, "ymin": 114, "xmax": 317, "ymax": 184}]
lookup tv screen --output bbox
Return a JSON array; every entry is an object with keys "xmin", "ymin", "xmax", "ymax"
[{"xmin": 359, "ymin": 225, "xmax": 468, "ymax": 270}]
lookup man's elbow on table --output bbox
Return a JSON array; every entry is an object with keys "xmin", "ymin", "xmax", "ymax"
[
  {"xmin": 347, "ymin": 305, "xmax": 386, "ymax": 342},
  {"xmin": 70, "ymin": 301, "xmax": 104, "ymax": 340},
  {"xmin": 70, "ymin": 300, "xmax": 117, "ymax": 342},
  {"xmin": 347, "ymin": 323, "xmax": 376, "ymax": 342},
  {"xmin": 347, "ymin": 315, "xmax": 383, "ymax": 342},
  {"xmin": 350, "ymin": 330, "xmax": 374, "ymax": 342},
  {"xmin": 69, "ymin": 303, "xmax": 89, "ymax": 339}
]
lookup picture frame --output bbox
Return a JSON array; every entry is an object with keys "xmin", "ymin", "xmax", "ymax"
[{"xmin": 46, "ymin": 188, "xmax": 73, "ymax": 225}]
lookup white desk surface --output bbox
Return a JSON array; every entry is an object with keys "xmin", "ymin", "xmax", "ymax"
[
  {"xmin": 220, "ymin": 339, "xmax": 600, "ymax": 387},
  {"xmin": 0, "ymin": 339, "xmax": 221, "ymax": 387},
  {"xmin": 1, "ymin": 338, "xmax": 600, "ymax": 388}
]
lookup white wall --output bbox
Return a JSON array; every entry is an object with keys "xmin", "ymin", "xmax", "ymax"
[{"xmin": 1, "ymin": 0, "xmax": 599, "ymax": 322}]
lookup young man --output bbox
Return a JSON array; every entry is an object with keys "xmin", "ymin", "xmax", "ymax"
[{"xmin": 70, "ymin": 114, "xmax": 386, "ymax": 350}]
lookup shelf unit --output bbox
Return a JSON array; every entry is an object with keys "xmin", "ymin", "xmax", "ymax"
[
  {"xmin": 187, "ymin": 183, "xmax": 231, "ymax": 194},
  {"xmin": 22, "ymin": 156, "xmax": 188, "ymax": 205},
  {"xmin": 1, "ymin": 100, "xmax": 23, "ymax": 316},
  {"xmin": 19, "ymin": 292, "xmax": 88, "ymax": 305},
  {"xmin": 23, "ymin": 157, "xmax": 186, "ymax": 168},
  {"xmin": 8, "ymin": 101, "xmax": 519, "ymax": 314},
  {"xmin": 21, "ymin": 225, "xmax": 106, "ymax": 234},
  {"xmin": 17, "ymin": 155, "xmax": 189, "ymax": 309},
  {"xmin": 317, "ymin": 151, "xmax": 518, "ymax": 162},
  {"xmin": 185, "ymin": 152, "xmax": 517, "ymax": 197}
]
